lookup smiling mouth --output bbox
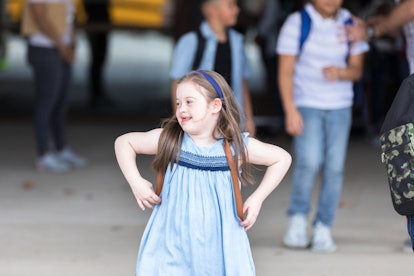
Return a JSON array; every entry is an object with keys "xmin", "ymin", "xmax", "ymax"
[{"xmin": 180, "ymin": 116, "xmax": 191, "ymax": 124}]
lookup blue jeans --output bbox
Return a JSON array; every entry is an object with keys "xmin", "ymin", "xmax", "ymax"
[
  {"xmin": 288, "ymin": 107, "xmax": 352, "ymax": 227},
  {"xmin": 408, "ymin": 215, "xmax": 414, "ymax": 251}
]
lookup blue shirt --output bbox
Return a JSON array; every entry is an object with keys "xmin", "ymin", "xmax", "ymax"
[{"xmin": 170, "ymin": 21, "xmax": 251, "ymax": 112}]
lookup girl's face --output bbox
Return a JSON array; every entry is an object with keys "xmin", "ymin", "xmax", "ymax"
[
  {"xmin": 212, "ymin": 0, "xmax": 240, "ymax": 27},
  {"xmin": 311, "ymin": 0, "xmax": 343, "ymax": 19},
  {"xmin": 175, "ymin": 81, "xmax": 220, "ymax": 137}
]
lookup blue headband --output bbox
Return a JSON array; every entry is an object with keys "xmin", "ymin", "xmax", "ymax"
[{"xmin": 197, "ymin": 70, "xmax": 224, "ymax": 100}]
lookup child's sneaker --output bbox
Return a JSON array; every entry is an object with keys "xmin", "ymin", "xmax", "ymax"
[
  {"xmin": 311, "ymin": 221, "xmax": 337, "ymax": 253},
  {"xmin": 283, "ymin": 214, "xmax": 308, "ymax": 249},
  {"xmin": 36, "ymin": 153, "xmax": 71, "ymax": 173},
  {"xmin": 56, "ymin": 148, "xmax": 88, "ymax": 168},
  {"xmin": 402, "ymin": 239, "xmax": 413, "ymax": 253}
]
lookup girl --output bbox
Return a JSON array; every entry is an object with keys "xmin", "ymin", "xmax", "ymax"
[
  {"xmin": 277, "ymin": 0, "xmax": 369, "ymax": 252},
  {"xmin": 115, "ymin": 70, "xmax": 291, "ymax": 275}
]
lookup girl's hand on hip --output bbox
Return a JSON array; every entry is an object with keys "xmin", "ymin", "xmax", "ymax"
[
  {"xmin": 240, "ymin": 195, "xmax": 263, "ymax": 231},
  {"xmin": 131, "ymin": 178, "xmax": 161, "ymax": 211}
]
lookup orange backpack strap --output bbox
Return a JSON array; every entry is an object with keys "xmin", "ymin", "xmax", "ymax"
[
  {"xmin": 155, "ymin": 139, "xmax": 243, "ymax": 220},
  {"xmin": 155, "ymin": 171, "xmax": 164, "ymax": 196},
  {"xmin": 224, "ymin": 139, "xmax": 244, "ymax": 221}
]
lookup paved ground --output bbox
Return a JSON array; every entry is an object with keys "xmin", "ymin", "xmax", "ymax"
[
  {"xmin": 0, "ymin": 31, "xmax": 412, "ymax": 276},
  {"xmin": 1, "ymin": 119, "xmax": 412, "ymax": 276}
]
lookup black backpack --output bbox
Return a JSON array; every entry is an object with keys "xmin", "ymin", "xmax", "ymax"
[
  {"xmin": 380, "ymin": 74, "xmax": 414, "ymax": 216},
  {"xmin": 191, "ymin": 27, "xmax": 206, "ymax": 70}
]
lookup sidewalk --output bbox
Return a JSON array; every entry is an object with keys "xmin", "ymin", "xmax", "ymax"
[
  {"xmin": 0, "ymin": 119, "xmax": 411, "ymax": 276},
  {"xmin": 0, "ymin": 31, "xmax": 412, "ymax": 276}
]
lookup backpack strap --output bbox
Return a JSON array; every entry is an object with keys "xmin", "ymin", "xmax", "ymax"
[
  {"xmin": 300, "ymin": 9, "xmax": 353, "ymax": 55},
  {"xmin": 155, "ymin": 139, "xmax": 244, "ymax": 221},
  {"xmin": 155, "ymin": 170, "xmax": 164, "ymax": 196},
  {"xmin": 191, "ymin": 26, "xmax": 206, "ymax": 70},
  {"xmin": 223, "ymin": 139, "xmax": 244, "ymax": 221},
  {"xmin": 299, "ymin": 8, "xmax": 311, "ymax": 52},
  {"xmin": 343, "ymin": 17, "xmax": 354, "ymax": 51}
]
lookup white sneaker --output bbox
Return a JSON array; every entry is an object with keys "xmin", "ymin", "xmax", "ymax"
[
  {"xmin": 36, "ymin": 153, "xmax": 71, "ymax": 173},
  {"xmin": 283, "ymin": 214, "xmax": 309, "ymax": 249},
  {"xmin": 402, "ymin": 239, "xmax": 413, "ymax": 253},
  {"xmin": 56, "ymin": 148, "xmax": 88, "ymax": 168},
  {"xmin": 311, "ymin": 221, "xmax": 337, "ymax": 253}
]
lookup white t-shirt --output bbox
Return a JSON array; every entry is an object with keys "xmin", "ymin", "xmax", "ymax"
[
  {"xmin": 28, "ymin": 0, "xmax": 74, "ymax": 48},
  {"xmin": 276, "ymin": 3, "xmax": 369, "ymax": 110}
]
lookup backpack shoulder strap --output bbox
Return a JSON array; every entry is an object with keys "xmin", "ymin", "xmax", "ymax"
[
  {"xmin": 344, "ymin": 17, "xmax": 354, "ymax": 53},
  {"xmin": 224, "ymin": 139, "xmax": 243, "ymax": 221},
  {"xmin": 191, "ymin": 26, "xmax": 206, "ymax": 70},
  {"xmin": 299, "ymin": 8, "xmax": 311, "ymax": 52},
  {"xmin": 155, "ymin": 171, "xmax": 164, "ymax": 196}
]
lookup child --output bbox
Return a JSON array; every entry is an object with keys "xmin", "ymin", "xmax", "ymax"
[
  {"xmin": 115, "ymin": 70, "xmax": 291, "ymax": 275},
  {"xmin": 169, "ymin": 0, "xmax": 256, "ymax": 136},
  {"xmin": 276, "ymin": 0, "xmax": 369, "ymax": 252}
]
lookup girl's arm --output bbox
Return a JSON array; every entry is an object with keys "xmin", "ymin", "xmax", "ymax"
[
  {"xmin": 322, "ymin": 53, "xmax": 365, "ymax": 82},
  {"xmin": 278, "ymin": 54, "xmax": 303, "ymax": 136},
  {"xmin": 114, "ymin": 128, "xmax": 163, "ymax": 210},
  {"xmin": 240, "ymin": 138, "xmax": 292, "ymax": 230}
]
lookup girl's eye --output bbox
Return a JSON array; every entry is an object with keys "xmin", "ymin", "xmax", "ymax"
[{"xmin": 186, "ymin": 100, "xmax": 193, "ymax": 105}]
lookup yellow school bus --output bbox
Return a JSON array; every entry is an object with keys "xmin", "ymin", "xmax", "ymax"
[{"xmin": 5, "ymin": 0, "xmax": 171, "ymax": 29}]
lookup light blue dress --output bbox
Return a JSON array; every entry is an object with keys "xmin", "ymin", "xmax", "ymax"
[{"xmin": 136, "ymin": 133, "xmax": 255, "ymax": 276}]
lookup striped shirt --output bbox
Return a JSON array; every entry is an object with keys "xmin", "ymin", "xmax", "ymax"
[{"xmin": 276, "ymin": 3, "xmax": 369, "ymax": 110}]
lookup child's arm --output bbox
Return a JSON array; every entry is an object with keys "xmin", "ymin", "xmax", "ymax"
[
  {"xmin": 322, "ymin": 53, "xmax": 365, "ymax": 82},
  {"xmin": 114, "ymin": 128, "xmax": 163, "ymax": 211},
  {"xmin": 240, "ymin": 138, "xmax": 292, "ymax": 231},
  {"xmin": 278, "ymin": 54, "xmax": 303, "ymax": 136}
]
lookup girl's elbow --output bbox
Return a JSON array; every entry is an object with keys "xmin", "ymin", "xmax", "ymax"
[
  {"xmin": 284, "ymin": 151, "xmax": 293, "ymax": 167},
  {"xmin": 114, "ymin": 134, "xmax": 128, "ymax": 150}
]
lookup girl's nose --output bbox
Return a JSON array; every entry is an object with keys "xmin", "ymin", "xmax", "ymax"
[{"xmin": 177, "ymin": 104, "xmax": 185, "ymax": 113}]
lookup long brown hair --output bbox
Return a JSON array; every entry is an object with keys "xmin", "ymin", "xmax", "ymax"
[{"xmin": 152, "ymin": 70, "xmax": 252, "ymax": 185}]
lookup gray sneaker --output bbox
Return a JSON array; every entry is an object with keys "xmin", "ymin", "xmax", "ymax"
[
  {"xmin": 311, "ymin": 221, "xmax": 337, "ymax": 253},
  {"xmin": 36, "ymin": 153, "xmax": 71, "ymax": 173},
  {"xmin": 283, "ymin": 214, "xmax": 309, "ymax": 249},
  {"xmin": 56, "ymin": 148, "xmax": 88, "ymax": 168}
]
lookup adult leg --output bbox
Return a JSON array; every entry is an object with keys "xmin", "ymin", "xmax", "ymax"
[
  {"xmin": 51, "ymin": 61, "xmax": 88, "ymax": 168},
  {"xmin": 27, "ymin": 46, "xmax": 63, "ymax": 156},
  {"xmin": 51, "ymin": 60, "xmax": 71, "ymax": 151},
  {"xmin": 84, "ymin": 0, "xmax": 110, "ymax": 107},
  {"xmin": 87, "ymin": 31, "xmax": 108, "ymax": 106}
]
